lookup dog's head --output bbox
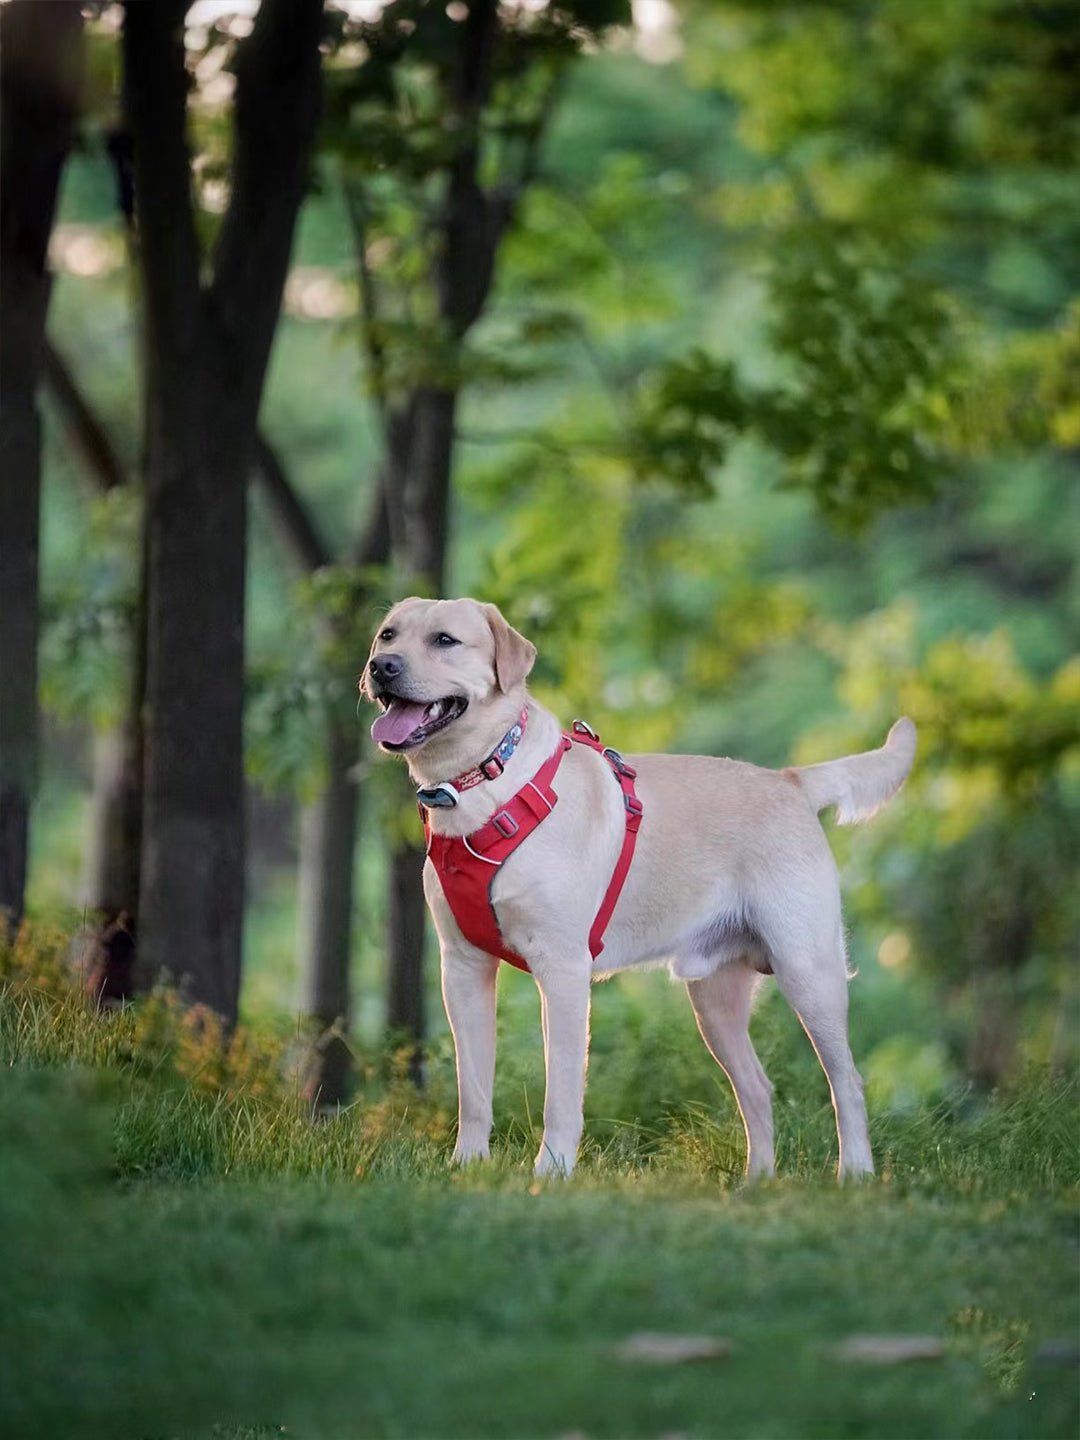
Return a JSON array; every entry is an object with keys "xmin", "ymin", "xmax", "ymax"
[{"xmin": 361, "ymin": 597, "xmax": 536, "ymax": 770}]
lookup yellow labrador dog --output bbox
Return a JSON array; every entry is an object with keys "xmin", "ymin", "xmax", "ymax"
[{"xmin": 362, "ymin": 597, "xmax": 916, "ymax": 1180}]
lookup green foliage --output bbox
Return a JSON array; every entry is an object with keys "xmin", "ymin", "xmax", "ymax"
[
  {"xmin": 321, "ymin": 0, "xmax": 633, "ymax": 401},
  {"xmin": 949, "ymin": 299, "xmax": 1080, "ymax": 452},
  {"xmin": 800, "ymin": 611, "xmax": 1080, "ymax": 1078},
  {"xmin": 759, "ymin": 231, "xmax": 957, "ymax": 517},
  {"xmin": 632, "ymin": 231, "xmax": 960, "ymax": 520},
  {"xmin": 38, "ymin": 487, "xmax": 137, "ymax": 729},
  {"xmin": 694, "ymin": 0, "xmax": 1080, "ymax": 173},
  {"xmin": 245, "ymin": 563, "xmax": 392, "ymax": 798}
]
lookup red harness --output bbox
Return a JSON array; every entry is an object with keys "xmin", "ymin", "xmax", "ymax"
[{"xmin": 423, "ymin": 723, "xmax": 644, "ymax": 972}]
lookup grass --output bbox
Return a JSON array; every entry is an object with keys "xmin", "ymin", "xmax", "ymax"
[{"xmin": 1, "ymin": 927, "xmax": 1077, "ymax": 1440}]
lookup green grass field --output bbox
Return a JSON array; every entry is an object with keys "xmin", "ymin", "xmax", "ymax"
[{"xmin": 2, "ymin": 934, "xmax": 1077, "ymax": 1440}]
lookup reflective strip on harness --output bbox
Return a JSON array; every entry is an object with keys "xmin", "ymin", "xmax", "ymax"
[{"xmin": 422, "ymin": 726, "xmax": 643, "ymax": 973}]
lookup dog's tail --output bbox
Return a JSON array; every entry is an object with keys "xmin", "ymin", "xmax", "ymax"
[{"xmin": 792, "ymin": 717, "xmax": 916, "ymax": 825}]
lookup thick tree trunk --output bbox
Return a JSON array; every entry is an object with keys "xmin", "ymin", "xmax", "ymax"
[
  {"xmin": 123, "ymin": 0, "xmax": 324, "ymax": 1025},
  {"xmin": 0, "ymin": 1, "xmax": 82, "ymax": 936},
  {"xmin": 140, "ymin": 388, "xmax": 249, "ymax": 1020}
]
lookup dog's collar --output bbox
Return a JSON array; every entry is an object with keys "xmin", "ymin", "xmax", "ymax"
[{"xmin": 416, "ymin": 708, "xmax": 529, "ymax": 810}]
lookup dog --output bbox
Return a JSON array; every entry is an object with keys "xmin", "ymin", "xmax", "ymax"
[{"xmin": 362, "ymin": 596, "xmax": 916, "ymax": 1180}]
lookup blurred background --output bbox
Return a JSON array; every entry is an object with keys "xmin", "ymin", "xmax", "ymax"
[{"xmin": 11, "ymin": 0, "xmax": 1079, "ymax": 1118}]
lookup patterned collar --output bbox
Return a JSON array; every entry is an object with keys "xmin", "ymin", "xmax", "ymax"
[{"xmin": 416, "ymin": 708, "xmax": 529, "ymax": 810}]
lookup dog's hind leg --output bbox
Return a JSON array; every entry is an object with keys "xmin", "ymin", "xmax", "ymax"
[
  {"xmin": 771, "ymin": 932, "xmax": 873, "ymax": 1180},
  {"xmin": 686, "ymin": 960, "xmax": 775, "ymax": 1177}
]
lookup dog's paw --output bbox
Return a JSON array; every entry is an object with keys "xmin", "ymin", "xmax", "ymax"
[
  {"xmin": 451, "ymin": 1144, "xmax": 490, "ymax": 1167},
  {"xmin": 533, "ymin": 1143, "xmax": 577, "ymax": 1179},
  {"xmin": 451, "ymin": 1119, "xmax": 493, "ymax": 1166},
  {"xmin": 837, "ymin": 1161, "xmax": 875, "ymax": 1183}
]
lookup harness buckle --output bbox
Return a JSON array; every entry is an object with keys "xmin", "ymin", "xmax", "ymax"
[
  {"xmin": 624, "ymin": 793, "xmax": 643, "ymax": 817},
  {"xmin": 572, "ymin": 719, "xmax": 599, "ymax": 741},
  {"xmin": 603, "ymin": 746, "xmax": 637, "ymax": 779},
  {"xmin": 492, "ymin": 810, "xmax": 519, "ymax": 838}
]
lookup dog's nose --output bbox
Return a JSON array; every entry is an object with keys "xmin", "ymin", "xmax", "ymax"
[{"xmin": 369, "ymin": 652, "xmax": 405, "ymax": 687}]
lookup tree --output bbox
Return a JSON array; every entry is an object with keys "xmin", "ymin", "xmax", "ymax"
[
  {"xmin": 123, "ymin": 0, "xmax": 326, "ymax": 1024},
  {"xmin": 670, "ymin": 0, "xmax": 1080, "ymax": 1082},
  {"xmin": 324, "ymin": 0, "xmax": 630, "ymax": 1059},
  {"xmin": 43, "ymin": 320, "xmax": 380, "ymax": 1057},
  {"xmin": 0, "ymin": 1, "xmax": 83, "ymax": 936}
]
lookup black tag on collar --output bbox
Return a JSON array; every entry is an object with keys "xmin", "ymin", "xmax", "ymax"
[{"xmin": 416, "ymin": 782, "xmax": 460, "ymax": 809}]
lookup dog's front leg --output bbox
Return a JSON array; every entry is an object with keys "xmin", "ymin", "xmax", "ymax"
[
  {"xmin": 441, "ymin": 946, "xmax": 499, "ymax": 1164},
  {"xmin": 534, "ymin": 961, "xmax": 591, "ymax": 1177}
]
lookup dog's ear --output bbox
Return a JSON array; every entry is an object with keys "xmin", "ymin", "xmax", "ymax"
[{"xmin": 482, "ymin": 603, "xmax": 536, "ymax": 693}]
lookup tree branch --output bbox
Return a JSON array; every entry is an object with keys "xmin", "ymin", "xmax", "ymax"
[
  {"xmin": 252, "ymin": 432, "xmax": 332, "ymax": 574},
  {"xmin": 342, "ymin": 173, "xmax": 391, "ymax": 423},
  {"xmin": 252, "ymin": 432, "xmax": 389, "ymax": 579},
  {"xmin": 353, "ymin": 469, "xmax": 391, "ymax": 570},
  {"xmin": 41, "ymin": 337, "xmax": 126, "ymax": 492}
]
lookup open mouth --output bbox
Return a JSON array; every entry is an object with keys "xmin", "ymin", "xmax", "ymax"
[{"xmin": 371, "ymin": 693, "xmax": 468, "ymax": 751}]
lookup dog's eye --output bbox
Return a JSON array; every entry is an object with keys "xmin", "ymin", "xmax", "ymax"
[
  {"xmin": 432, "ymin": 632, "xmax": 459, "ymax": 648},
  {"xmin": 378, "ymin": 628, "xmax": 395, "ymax": 643}
]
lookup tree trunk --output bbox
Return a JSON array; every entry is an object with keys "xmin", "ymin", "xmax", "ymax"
[
  {"xmin": 383, "ymin": 390, "xmax": 457, "ymax": 1066},
  {"xmin": 386, "ymin": 838, "xmax": 428, "ymax": 1082},
  {"xmin": 42, "ymin": 336, "xmax": 143, "ymax": 998},
  {"xmin": 396, "ymin": 387, "xmax": 455, "ymax": 585},
  {"xmin": 139, "ymin": 384, "xmax": 249, "ymax": 1020},
  {"xmin": 0, "ymin": 1, "xmax": 82, "ymax": 936},
  {"xmin": 123, "ymin": 0, "xmax": 324, "ymax": 1025},
  {"xmin": 255, "ymin": 438, "xmax": 390, "ymax": 1105},
  {"xmin": 967, "ymin": 969, "xmax": 1020, "ymax": 1091},
  {"xmin": 360, "ymin": 0, "xmax": 511, "ymax": 1062},
  {"xmin": 298, "ymin": 709, "xmax": 359, "ymax": 1107},
  {"xmin": 79, "ymin": 527, "xmax": 146, "ymax": 1005}
]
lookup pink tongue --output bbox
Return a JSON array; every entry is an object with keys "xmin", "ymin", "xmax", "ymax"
[{"xmin": 371, "ymin": 698, "xmax": 431, "ymax": 746}]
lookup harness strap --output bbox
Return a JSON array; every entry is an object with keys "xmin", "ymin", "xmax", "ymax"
[
  {"xmin": 566, "ymin": 727, "xmax": 644, "ymax": 959},
  {"xmin": 469, "ymin": 740, "xmax": 568, "ymax": 854},
  {"xmin": 423, "ymin": 737, "xmax": 572, "ymax": 972},
  {"xmin": 422, "ymin": 723, "xmax": 642, "ymax": 972}
]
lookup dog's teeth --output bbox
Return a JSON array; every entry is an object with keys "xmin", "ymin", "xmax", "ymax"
[{"xmin": 428, "ymin": 701, "xmax": 443, "ymax": 720}]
